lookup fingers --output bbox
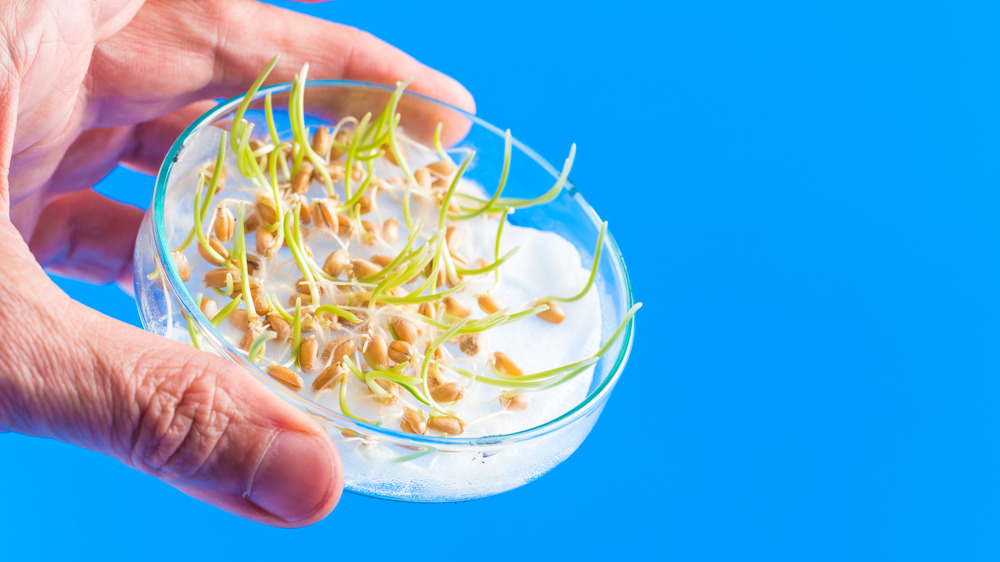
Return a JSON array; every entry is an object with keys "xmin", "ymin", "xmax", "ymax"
[
  {"xmin": 28, "ymin": 190, "xmax": 143, "ymax": 290},
  {"xmin": 0, "ymin": 225, "xmax": 342, "ymax": 526},
  {"xmin": 120, "ymin": 100, "xmax": 220, "ymax": 176},
  {"xmin": 45, "ymin": 101, "xmax": 216, "ymax": 195},
  {"xmin": 89, "ymin": 0, "xmax": 474, "ymax": 132}
]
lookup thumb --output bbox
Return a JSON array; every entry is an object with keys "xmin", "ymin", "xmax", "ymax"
[{"xmin": 0, "ymin": 231, "xmax": 343, "ymax": 526}]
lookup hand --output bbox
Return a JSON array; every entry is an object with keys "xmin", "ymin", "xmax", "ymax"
[{"xmin": 0, "ymin": 0, "xmax": 474, "ymax": 527}]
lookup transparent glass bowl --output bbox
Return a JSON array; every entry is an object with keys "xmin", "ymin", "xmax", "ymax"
[{"xmin": 133, "ymin": 80, "xmax": 636, "ymax": 502}]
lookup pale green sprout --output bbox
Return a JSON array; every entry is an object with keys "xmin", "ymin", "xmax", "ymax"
[
  {"xmin": 267, "ymin": 294, "xmax": 292, "ymax": 322},
  {"xmin": 314, "ymin": 304, "xmax": 361, "ymax": 324},
  {"xmin": 455, "ymin": 143, "xmax": 576, "ymax": 214},
  {"xmin": 263, "ymin": 92, "xmax": 291, "ymax": 181},
  {"xmin": 210, "ymin": 294, "xmax": 244, "ymax": 327},
  {"xmin": 291, "ymin": 297, "xmax": 303, "ymax": 367},
  {"xmin": 287, "ymin": 64, "xmax": 336, "ymax": 196},
  {"xmin": 420, "ymin": 319, "xmax": 469, "ymax": 414},
  {"xmin": 267, "ymin": 141, "xmax": 288, "ymax": 221},
  {"xmin": 249, "ymin": 331, "xmax": 277, "ymax": 364},
  {"xmin": 176, "ymin": 133, "xmax": 229, "ymax": 254},
  {"xmin": 182, "ymin": 311, "xmax": 202, "ymax": 351},
  {"xmin": 473, "ymin": 303, "xmax": 642, "ymax": 390},
  {"xmin": 432, "ymin": 122, "xmax": 453, "ymax": 165},
  {"xmin": 379, "ymin": 281, "xmax": 466, "ymax": 306},
  {"xmin": 450, "ymin": 129, "xmax": 511, "ymax": 221},
  {"xmin": 232, "ymin": 203, "xmax": 257, "ymax": 318},
  {"xmin": 438, "ymin": 151, "xmax": 474, "ymax": 230},
  {"xmin": 339, "ymin": 357, "xmax": 368, "ymax": 423},
  {"xmin": 543, "ymin": 222, "xmax": 605, "ymax": 304},
  {"xmin": 365, "ymin": 365, "xmax": 429, "ymax": 406},
  {"xmin": 282, "ymin": 209, "xmax": 320, "ymax": 305},
  {"xmin": 357, "ymin": 222, "xmax": 425, "ymax": 283},
  {"xmin": 190, "ymin": 137, "xmax": 230, "ymax": 264},
  {"xmin": 231, "ymin": 55, "xmax": 279, "ymax": 156}
]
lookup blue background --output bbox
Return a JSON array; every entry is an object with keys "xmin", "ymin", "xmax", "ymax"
[{"xmin": 4, "ymin": 0, "xmax": 1000, "ymax": 559}]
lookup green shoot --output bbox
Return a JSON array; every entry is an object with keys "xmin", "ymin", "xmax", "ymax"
[
  {"xmin": 432, "ymin": 122, "xmax": 452, "ymax": 165},
  {"xmin": 450, "ymin": 129, "xmax": 511, "ymax": 220},
  {"xmin": 182, "ymin": 311, "xmax": 202, "ymax": 351},
  {"xmin": 455, "ymin": 246, "xmax": 519, "ymax": 276},
  {"xmin": 338, "ymin": 366, "xmax": 367, "ymax": 423},
  {"xmin": 438, "ymin": 151, "xmax": 474, "ymax": 230},
  {"xmin": 231, "ymin": 54, "xmax": 279, "ymax": 156},
  {"xmin": 493, "ymin": 144, "xmax": 575, "ymax": 210},
  {"xmin": 233, "ymin": 203, "xmax": 257, "ymax": 318},
  {"xmin": 314, "ymin": 304, "xmax": 361, "ymax": 324},
  {"xmin": 210, "ymin": 294, "xmax": 244, "ymax": 327},
  {"xmin": 291, "ymin": 297, "xmax": 302, "ymax": 367},
  {"xmin": 544, "ymin": 222, "xmax": 605, "ymax": 303},
  {"xmin": 249, "ymin": 331, "xmax": 277, "ymax": 363}
]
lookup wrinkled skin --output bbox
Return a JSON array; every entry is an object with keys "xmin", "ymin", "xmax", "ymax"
[{"xmin": 0, "ymin": 0, "xmax": 473, "ymax": 527}]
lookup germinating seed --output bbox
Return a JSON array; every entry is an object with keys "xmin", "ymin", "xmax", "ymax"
[
  {"xmin": 477, "ymin": 294, "xmax": 504, "ymax": 314},
  {"xmin": 172, "ymin": 251, "xmax": 191, "ymax": 282},
  {"xmin": 312, "ymin": 364, "xmax": 344, "ymax": 392},
  {"xmin": 323, "ymin": 337, "xmax": 355, "ymax": 364},
  {"xmin": 427, "ymin": 160, "xmax": 456, "ymax": 176},
  {"xmin": 427, "ymin": 415, "xmax": 464, "ymax": 436},
  {"xmin": 390, "ymin": 317, "xmax": 418, "ymax": 344},
  {"xmin": 492, "ymin": 352, "xmax": 523, "ymax": 377},
  {"xmin": 445, "ymin": 225, "xmax": 460, "ymax": 250},
  {"xmin": 535, "ymin": 299, "xmax": 567, "ymax": 324},
  {"xmin": 299, "ymin": 336, "xmax": 318, "ymax": 371},
  {"xmin": 204, "ymin": 267, "xmax": 238, "ymax": 288},
  {"xmin": 387, "ymin": 340, "xmax": 413, "ymax": 364},
  {"xmin": 254, "ymin": 192, "xmax": 277, "ymax": 224},
  {"xmin": 430, "ymin": 382, "xmax": 465, "ymax": 403},
  {"xmin": 500, "ymin": 393, "xmax": 530, "ymax": 411},
  {"xmin": 267, "ymin": 365, "xmax": 304, "ymax": 391},
  {"xmin": 414, "ymin": 167, "xmax": 432, "ymax": 188},
  {"xmin": 312, "ymin": 199, "xmax": 336, "ymax": 230},
  {"xmin": 351, "ymin": 258, "xmax": 381, "ymax": 279},
  {"xmin": 323, "ymin": 249, "xmax": 349, "ymax": 277},
  {"xmin": 363, "ymin": 335, "xmax": 388, "ymax": 370},
  {"xmin": 266, "ymin": 312, "xmax": 291, "ymax": 341},
  {"xmin": 197, "ymin": 236, "xmax": 230, "ymax": 265},
  {"xmin": 443, "ymin": 296, "xmax": 471, "ymax": 318},
  {"xmin": 213, "ymin": 207, "xmax": 235, "ymax": 242},
  {"xmin": 288, "ymin": 292, "xmax": 312, "ymax": 307},
  {"xmin": 312, "ymin": 127, "xmax": 332, "ymax": 157},
  {"xmin": 256, "ymin": 225, "xmax": 277, "ymax": 257},
  {"xmin": 200, "ymin": 296, "xmax": 218, "ymax": 318},
  {"xmin": 228, "ymin": 309, "xmax": 250, "ymax": 330},
  {"xmin": 400, "ymin": 407, "xmax": 427, "ymax": 435},
  {"xmin": 239, "ymin": 326, "xmax": 261, "ymax": 352},
  {"xmin": 458, "ymin": 334, "xmax": 479, "ymax": 356},
  {"xmin": 382, "ymin": 217, "xmax": 399, "ymax": 244}
]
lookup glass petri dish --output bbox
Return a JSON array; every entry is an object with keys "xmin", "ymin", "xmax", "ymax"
[{"xmin": 133, "ymin": 80, "xmax": 636, "ymax": 502}]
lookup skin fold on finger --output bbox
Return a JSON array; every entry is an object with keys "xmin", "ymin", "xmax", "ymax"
[
  {"xmin": 87, "ymin": 0, "xmax": 474, "ymax": 140},
  {"xmin": 28, "ymin": 189, "xmax": 143, "ymax": 286}
]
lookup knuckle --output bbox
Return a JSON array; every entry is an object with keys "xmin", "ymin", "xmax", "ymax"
[{"xmin": 127, "ymin": 351, "xmax": 239, "ymax": 483}]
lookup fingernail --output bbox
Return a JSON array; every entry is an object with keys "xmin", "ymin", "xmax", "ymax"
[{"xmin": 248, "ymin": 431, "xmax": 335, "ymax": 523}]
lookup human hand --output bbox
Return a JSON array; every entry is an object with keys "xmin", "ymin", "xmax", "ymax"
[{"xmin": 0, "ymin": 0, "xmax": 473, "ymax": 527}]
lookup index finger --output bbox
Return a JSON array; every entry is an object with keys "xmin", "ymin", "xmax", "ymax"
[{"xmin": 88, "ymin": 0, "xmax": 475, "ymax": 140}]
